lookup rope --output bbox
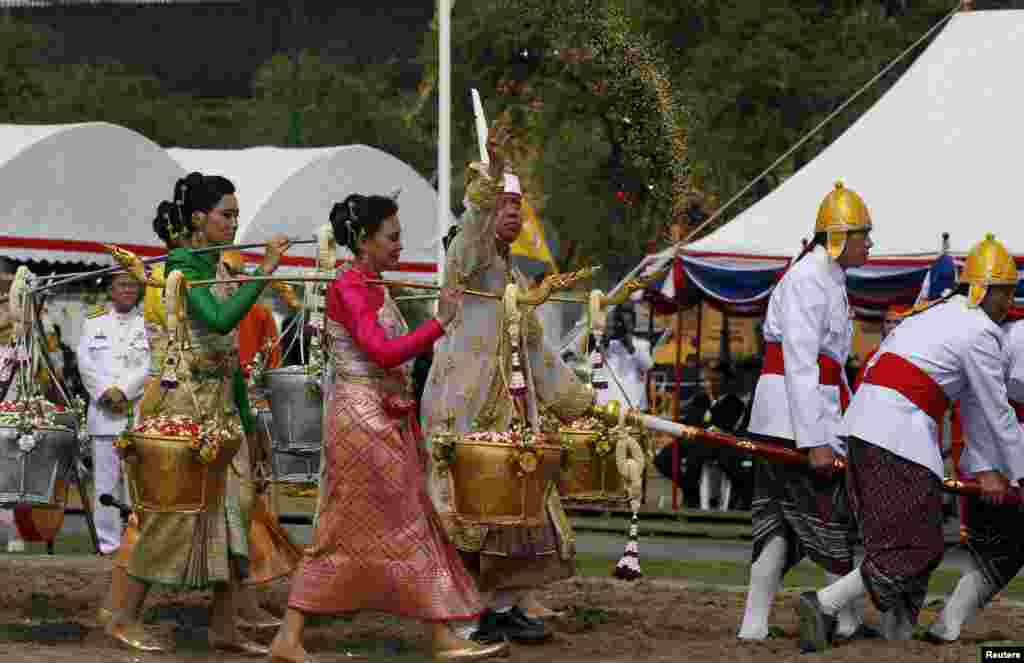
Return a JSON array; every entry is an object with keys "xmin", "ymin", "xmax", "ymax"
[{"xmin": 679, "ymin": 2, "xmax": 963, "ymax": 249}]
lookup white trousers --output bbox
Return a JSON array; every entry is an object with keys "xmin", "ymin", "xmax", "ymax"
[{"xmin": 92, "ymin": 435, "xmax": 130, "ymax": 554}]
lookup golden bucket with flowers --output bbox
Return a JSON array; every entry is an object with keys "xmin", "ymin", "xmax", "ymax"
[
  {"xmin": 559, "ymin": 417, "xmax": 627, "ymax": 501},
  {"xmin": 434, "ymin": 427, "xmax": 563, "ymax": 527},
  {"xmin": 118, "ymin": 415, "xmax": 241, "ymax": 515}
]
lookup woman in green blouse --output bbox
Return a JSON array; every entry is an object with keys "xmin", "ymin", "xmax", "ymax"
[{"xmin": 106, "ymin": 172, "xmax": 289, "ymax": 656}]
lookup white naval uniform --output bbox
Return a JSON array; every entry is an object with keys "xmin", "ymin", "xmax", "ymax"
[
  {"xmin": 748, "ymin": 245, "xmax": 853, "ymax": 454},
  {"xmin": 596, "ymin": 337, "xmax": 653, "ymax": 411},
  {"xmin": 76, "ymin": 307, "xmax": 149, "ymax": 554},
  {"xmin": 847, "ymin": 295, "xmax": 1024, "ymax": 482},
  {"xmin": 987, "ymin": 320, "xmax": 1024, "ymax": 477}
]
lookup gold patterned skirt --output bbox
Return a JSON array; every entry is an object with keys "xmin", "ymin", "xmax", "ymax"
[{"xmin": 127, "ymin": 376, "xmax": 247, "ymax": 589}]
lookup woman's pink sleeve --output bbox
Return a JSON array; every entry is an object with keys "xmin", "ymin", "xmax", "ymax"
[{"xmin": 327, "ymin": 280, "xmax": 444, "ymax": 369}]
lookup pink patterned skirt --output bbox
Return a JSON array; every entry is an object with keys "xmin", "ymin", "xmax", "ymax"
[{"xmin": 287, "ymin": 382, "xmax": 481, "ymax": 621}]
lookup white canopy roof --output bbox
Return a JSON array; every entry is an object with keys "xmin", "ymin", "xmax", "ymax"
[
  {"xmin": 0, "ymin": 122, "xmax": 185, "ymax": 264},
  {"xmin": 168, "ymin": 145, "xmax": 450, "ymax": 278},
  {"xmin": 686, "ymin": 11, "xmax": 1024, "ymax": 260}
]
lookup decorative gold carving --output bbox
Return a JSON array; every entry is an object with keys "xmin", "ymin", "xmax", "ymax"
[
  {"xmin": 518, "ymin": 266, "xmax": 600, "ymax": 306},
  {"xmin": 599, "ymin": 265, "xmax": 670, "ymax": 308},
  {"xmin": 106, "ymin": 245, "xmax": 165, "ymax": 287}
]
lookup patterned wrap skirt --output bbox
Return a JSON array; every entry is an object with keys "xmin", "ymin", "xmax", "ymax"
[
  {"xmin": 287, "ymin": 381, "xmax": 481, "ymax": 621},
  {"xmin": 963, "ymin": 494, "xmax": 1024, "ymax": 601},
  {"xmin": 748, "ymin": 432, "xmax": 855, "ymax": 576},
  {"xmin": 846, "ymin": 436, "xmax": 945, "ymax": 622}
]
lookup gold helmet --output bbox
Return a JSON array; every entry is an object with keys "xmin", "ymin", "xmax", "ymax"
[
  {"xmin": 960, "ymin": 233, "xmax": 1018, "ymax": 308},
  {"xmin": 815, "ymin": 181, "xmax": 872, "ymax": 259}
]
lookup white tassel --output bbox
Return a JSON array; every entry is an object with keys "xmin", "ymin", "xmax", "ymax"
[{"xmin": 613, "ymin": 512, "xmax": 642, "ymax": 581}]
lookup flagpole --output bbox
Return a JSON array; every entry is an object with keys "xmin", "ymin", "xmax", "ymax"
[{"xmin": 437, "ymin": 0, "xmax": 452, "ymax": 305}]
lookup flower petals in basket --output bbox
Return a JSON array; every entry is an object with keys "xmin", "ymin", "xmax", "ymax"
[
  {"xmin": 0, "ymin": 399, "xmax": 69, "ymax": 429},
  {"xmin": 118, "ymin": 415, "xmax": 233, "ymax": 465}
]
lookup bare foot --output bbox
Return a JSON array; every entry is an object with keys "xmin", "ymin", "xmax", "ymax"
[{"xmin": 270, "ymin": 635, "xmax": 314, "ymax": 663}]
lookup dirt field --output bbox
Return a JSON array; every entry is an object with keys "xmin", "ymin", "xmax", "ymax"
[{"xmin": 0, "ymin": 555, "xmax": 1020, "ymax": 663}]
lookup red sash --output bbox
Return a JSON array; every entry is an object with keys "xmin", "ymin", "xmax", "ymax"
[
  {"xmin": 862, "ymin": 352, "xmax": 949, "ymax": 425},
  {"xmin": 761, "ymin": 341, "xmax": 850, "ymax": 412},
  {"xmin": 852, "ymin": 346, "xmax": 879, "ymax": 393}
]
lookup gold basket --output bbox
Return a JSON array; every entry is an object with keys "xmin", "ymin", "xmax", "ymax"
[
  {"xmin": 559, "ymin": 428, "xmax": 627, "ymax": 502},
  {"xmin": 122, "ymin": 432, "xmax": 232, "ymax": 514},
  {"xmin": 448, "ymin": 438, "xmax": 563, "ymax": 527}
]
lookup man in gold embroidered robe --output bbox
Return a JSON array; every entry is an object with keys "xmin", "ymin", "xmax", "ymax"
[{"xmin": 422, "ymin": 137, "xmax": 594, "ymax": 643}]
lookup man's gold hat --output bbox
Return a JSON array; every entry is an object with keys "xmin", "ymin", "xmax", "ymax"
[
  {"xmin": 815, "ymin": 181, "xmax": 872, "ymax": 260},
  {"xmin": 960, "ymin": 233, "xmax": 1017, "ymax": 308}
]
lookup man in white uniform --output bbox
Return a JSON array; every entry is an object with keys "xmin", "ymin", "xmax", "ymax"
[
  {"xmin": 922, "ymin": 312, "xmax": 1024, "ymax": 643},
  {"xmin": 77, "ymin": 273, "xmax": 148, "ymax": 555},
  {"xmin": 738, "ymin": 182, "xmax": 872, "ymax": 641},
  {"xmin": 799, "ymin": 234, "xmax": 1024, "ymax": 652},
  {"xmin": 596, "ymin": 302, "xmax": 653, "ymax": 412}
]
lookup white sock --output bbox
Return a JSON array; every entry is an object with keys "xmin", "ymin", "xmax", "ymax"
[
  {"xmin": 881, "ymin": 605, "xmax": 913, "ymax": 641},
  {"xmin": 822, "ymin": 569, "xmax": 865, "ymax": 637},
  {"xmin": 699, "ymin": 465, "xmax": 712, "ymax": 510},
  {"xmin": 452, "ymin": 622, "xmax": 476, "ymax": 639},
  {"xmin": 929, "ymin": 566, "xmax": 994, "ymax": 641},
  {"xmin": 738, "ymin": 536, "xmax": 786, "ymax": 640},
  {"xmin": 719, "ymin": 476, "xmax": 732, "ymax": 512}
]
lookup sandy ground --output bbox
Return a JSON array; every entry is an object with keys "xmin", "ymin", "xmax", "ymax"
[{"xmin": 0, "ymin": 555, "xmax": 1020, "ymax": 662}]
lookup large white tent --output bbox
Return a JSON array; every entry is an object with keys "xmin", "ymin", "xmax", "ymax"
[
  {"xmin": 562, "ymin": 9, "xmax": 1024, "ymax": 353},
  {"xmin": 168, "ymin": 145, "xmax": 450, "ymax": 279},
  {"xmin": 0, "ymin": 122, "xmax": 185, "ymax": 263},
  {"xmin": 685, "ymin": 10, "xmax": 1024, "ymax": 261}
]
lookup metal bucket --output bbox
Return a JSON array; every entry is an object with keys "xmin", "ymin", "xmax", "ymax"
[
  {"xmin": 264, "ymin": 367, "xmax": 322, "ymax": 452},
  {"xmin": 51, "ymin": 412, "xmax": 78, "ymax": 432},
  {"xmin": 271, "ymin": 449, "xmax": 321, "ymax": 484},
  {"xmin": 256, "ymin": 407, "xmax": 321, "ymax": 484},
  {"xmin": 0, "ymin": 425, "xmax": 76, "ymax": 506},
  {"xmin": 448, "ymin": 438, "xmax": 563, "ymax": 527}
]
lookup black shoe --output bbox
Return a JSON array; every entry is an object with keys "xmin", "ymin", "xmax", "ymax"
[
  {"xmin": 835, "ymin": 623, "xmax": 883, "ymax": 642},
  {"xmin": 797, "ymin": 591, "xmax": 836, "ymax": 654},
  {"xmin": 508, "ymin": 606, "xmax": 545, "ymax": 629},
  {"xmin": 471, "ymin": 608, "xmax": 552, "ymax": 645}
]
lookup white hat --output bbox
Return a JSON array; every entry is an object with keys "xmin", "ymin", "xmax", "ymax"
[{"xmin": 502, "ymin": 173, "xmax": 522, "ymax": 196}]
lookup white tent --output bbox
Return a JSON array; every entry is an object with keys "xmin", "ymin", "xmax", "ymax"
[
  {"xmin": 168, "ymin": 145, "xmax": 450, "ymax": 279},
  {"xmin": 686, "ymin": 10, "xmax": 1024, "ymax": 260},
  {"xmin": 0, "ymin": 122, "xmax": 186, "ymax": 263}
]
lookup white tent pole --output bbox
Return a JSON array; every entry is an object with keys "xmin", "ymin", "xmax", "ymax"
[{"xmin": 437, "ymin": 0, "xmax": 452, "ymax": 298}]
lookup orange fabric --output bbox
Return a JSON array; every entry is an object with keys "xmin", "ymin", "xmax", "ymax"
[
  {"xmin": 238, "ymin": 303, "xmax": 281, "ymax": 372},
  {"xmin": 761, "ymin": 341, "xmax": 850, "ymax": 412},
  {"xmin": 884, "ymin": 304, "xmax": 912, "ymax": 322}
]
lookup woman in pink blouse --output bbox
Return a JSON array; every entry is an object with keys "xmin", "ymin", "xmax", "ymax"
[{"xmin": 270, "ymin": 195, "xmax": 508, "ymax": 663}]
